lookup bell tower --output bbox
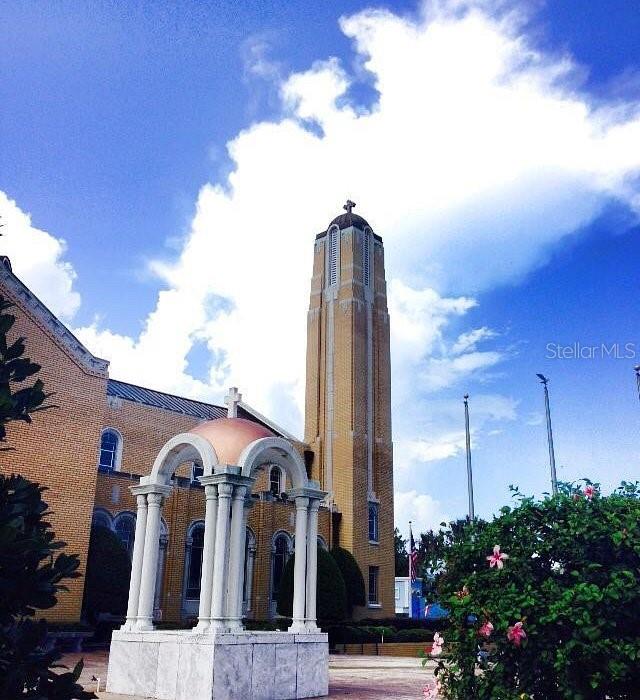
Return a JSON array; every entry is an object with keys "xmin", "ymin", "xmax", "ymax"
[{"xmin": 304, "ymin": 201, "xmax": 394, "ymax": 618}]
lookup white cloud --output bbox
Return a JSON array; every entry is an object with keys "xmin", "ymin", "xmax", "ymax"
[
  {"xmin": 0, "ymin": 192, "xmax": 80, "ymax": 321},
  {"xmin": 395, "ymin": 490, "xmax": 450, "ymax": 538},
  {"xmin": 5, "ymin": 2, "xmax": 640, "ymax": 524}
]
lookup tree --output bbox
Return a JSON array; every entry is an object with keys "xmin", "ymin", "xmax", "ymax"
[
  {"xmin": 277, "ymin": 548, "xmax": 347, "ymax": 621},
  {"xmin": 0, "ymin": 296, "xmax": 94, "ymax": 699},
  {"xmin": 82, "ymin": 526, "xmax": 131, "ymax": 624},
  {"xmin": 394, "ymin": 528, "xmax": 408, "ymax": 576},
  {"xmin": 330, "ymin": 547, "xmax": 365, "ymax": 616},
  {"xmin": 431, "ymin": 481, "xmax": 640, "ymax": 699}
]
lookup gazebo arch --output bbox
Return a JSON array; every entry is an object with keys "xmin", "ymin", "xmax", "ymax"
[
  {"xmin": 118, "ymin": 417, "xmax": 326, "ymax": 637},
  {"xmin": 148, "ymin": 432, "xmax": 218, "ymax": 484},
  {"xmin": 238, "ymin": 436, "xmax": 308, "ymax": 491}
]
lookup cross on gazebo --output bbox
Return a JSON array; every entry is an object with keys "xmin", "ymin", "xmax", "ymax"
[
  {"xmin": 225, "ymin": 386, "xmax": 242, "ymax": 418},
  {"xmin": 343, "ymin": 199, "xmax": 356, "ymax": 215}
]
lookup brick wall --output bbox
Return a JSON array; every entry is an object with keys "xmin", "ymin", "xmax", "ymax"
[{"xmin": 0, "ymin": 279, "xmax": 107, "ymax": 622}]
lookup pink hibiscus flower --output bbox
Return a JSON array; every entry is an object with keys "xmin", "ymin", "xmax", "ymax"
[
  {"xmin": 430, "ymin": 632, "xmax": 444, "ymax": 656},
  {"xmin": 479, "ymin": 621, "xmax": 494, "ymax": 638},
  {"xmin": 583, "ymin": 485, "xmax": 596, "ymax": 500},
  {"xmin": 423, "ymin": 682, "xmax": 438, "ymax": 699},
  {"xmin": 507, "ymin": 621, "xmax": 527, "ymax": 646},
  {"xmin": 487, "ymin": 544, "xmax": 509, "ymax": 569}
]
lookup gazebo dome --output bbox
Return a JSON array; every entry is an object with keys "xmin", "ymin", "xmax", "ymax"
[{"xmin": 189, "ymin": 417, "xmax": 274, "ymax": 465}]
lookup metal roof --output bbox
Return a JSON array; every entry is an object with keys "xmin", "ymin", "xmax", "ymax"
[{"xmin": 107, "ymin": 379, "xmax": 226, "ymax": 420}]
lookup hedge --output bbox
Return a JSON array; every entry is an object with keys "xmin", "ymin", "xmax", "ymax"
[
  {"xmin": 82, "ymin": 525, "xmax": 131, "ymax": 624},
  {"xmin": 277, "ymin": 548, "xmax": 347, "ymax": 621},
  {"xmin": 330, "ymin": 547, "xmax": 366, "ymax": 614}
]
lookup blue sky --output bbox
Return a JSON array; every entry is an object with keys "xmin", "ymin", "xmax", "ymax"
[{"xmin": 2, "ymin": 0, "xmax": 639, "ymax": 535}]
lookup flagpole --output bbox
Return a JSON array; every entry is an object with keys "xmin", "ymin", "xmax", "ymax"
[
  {"xmin": 464, "ymin": 394, "xmax": 475, "ymax": 521},
  {"xmin": 408, "ymin": 521, "xmax": 412, "ymax": 581}
]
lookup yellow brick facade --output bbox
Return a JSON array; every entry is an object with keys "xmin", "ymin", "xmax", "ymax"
[{"xmin": 304, "ymin": 214, "xmax": 395, "ymax": 618}]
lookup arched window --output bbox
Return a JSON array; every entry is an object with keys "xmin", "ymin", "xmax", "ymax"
[
  {"xmin": 92, "ymin": 509, "xmax": 113, "ymax": 530},
  {"xmin": 368, "ymin": 502, "xmax": 379, "ymax": 543},
  {"xmin": 185, "ymin": 523, "xmax": 205, "ymax": 600},
  {"xmin": 99, "ymin": 428, "xmax": 122, "ymax": 471},
  {"xmin": 269, "ymin": 466, "xmax": 282, "ymax": 495},
  {"xmin": 270, "ymin": 532, "xmax": 292, "ymax": 603},
  {"xmin": 114, "ymin": 512, "xmax": 136, "ymax": 559}
]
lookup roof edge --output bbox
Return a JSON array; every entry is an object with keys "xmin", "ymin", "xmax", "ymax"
[{"xmin": 0, "ymin": 264, "xmax": 109, "ymax": 377}]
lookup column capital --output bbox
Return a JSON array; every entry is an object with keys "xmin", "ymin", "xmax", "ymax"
[
  {"xmin": 288, "ymin": 486, "xmax": 328, "ymax": 502},
  {"xmin": 130, "ymin": 483, "xmax": 173, "ymax": 498},
  {"xmin": 218, "ymin": 482, "xmax": 234, "ymax": 498},
  {"xmin": 204, "ymin": 483, "xmax": 219, "ymax": 499},
  {"xmin": 147, "ymin": 492, "xmax": 165, "ymax": 507},
  {"xmin": 232, "ymin": 484, "xmax": 248, "ymax": 501}
]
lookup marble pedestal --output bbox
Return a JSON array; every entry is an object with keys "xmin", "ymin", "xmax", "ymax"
[{"xmin": 106, "ymin": 629, "xmax": 329, "ymax": 700}]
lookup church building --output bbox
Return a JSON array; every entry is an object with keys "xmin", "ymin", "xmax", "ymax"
[{"xmin": 0, "ymin": 203, "xmax": 395, "ymax": 624}]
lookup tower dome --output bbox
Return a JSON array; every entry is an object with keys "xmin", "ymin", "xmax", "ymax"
[
  {"xmin": 327, "ymin": 199, "xmax": 372, "ymax": 232},
  {"xmin": 190, "ymin": 417, "xmax": 273, "ymax": 465}
]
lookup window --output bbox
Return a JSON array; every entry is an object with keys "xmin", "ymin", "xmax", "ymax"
[
  {"xmin": 368, "ymin": 502, "xmax": 379, "ymax": 543},
  {"xmin": 269, "ymin": 466, "xmax": 282, "ymax": 495},
  {"xmin": 92, "ymin": 509, "xmax": 112, "ymax": 530},
  {"xmin": 368, "ymin": 566, "xmax": 379, "ymax": 605},
  {"xmin": 99, "ymin": 428, "xmax": 121, "ymax": 471},
  {"xmin": 185, "ymin": 524, "xmax": 205, "ymax": 599},
  {"xmin": 362, "ymin": 229, "xmax": 371, "ymax": 287},
  {"xmin": 191, "ymin": 462, "xmax": 204, "ymax": 484},
  {"xmin": 394, "ymin": 583, "xmax": 400, "ymax": 601},
  {"xmin": 271, "ymin": 533, "xmax": 291, "ymax": 601},
  {"xmin": 114, "ymin": 513, "xmax": 136, "ymax": 559},
  {"xmin": 327, "ymin": 226, "xmax": 339, "ymax": 287}
]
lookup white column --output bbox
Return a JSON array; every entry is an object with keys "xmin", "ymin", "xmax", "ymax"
[
  {"xmin": 122, "ymin": 493, "xmax": 148, "ymax": 630},
  {"xmin": 289, "ymin": 496, "xmax": 309, "ymax": 633},
  {"xmin": 154, "ymin": 535, "xmax": 168, "ymax": 619},
  {"xmin": 194, "ymin": 483, "xmax": 218, "ymax": 632},
  {"xmin": 244, "ymin": 540, "xmax": 256, "ymax": 616},
  {"xmin": 136, "ymin": 492, "xmax": 163, "ymax": 630},
  {"xmin": 225, "ymin": 485, "xmax": 247, "ymax": 629},
  {"xmin": 305, "ymin": 499, "xmax": 320, "ymax": 631},
  {"xmin": 210, "ymin": 482, "xmax": 233, "ymax": 630}
]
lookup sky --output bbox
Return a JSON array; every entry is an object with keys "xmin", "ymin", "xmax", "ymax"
[{"xmin": 2, "ymin": 0, "xmax": 640, "ymax": 538}]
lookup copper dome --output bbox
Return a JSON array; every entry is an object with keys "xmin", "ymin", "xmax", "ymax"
[{"xmin": 190, "ymin": 418, "xmax": 274, "ymax": 465}]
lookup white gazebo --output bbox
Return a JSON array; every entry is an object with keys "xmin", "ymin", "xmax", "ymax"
[{"xmin": 107, "ymin": 408, "xmax": 328, "ymax": 699}]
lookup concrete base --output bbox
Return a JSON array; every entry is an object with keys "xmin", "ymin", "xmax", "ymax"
[{"xmin": 106, "ymin": 629, "xmax": 329, "ymax": 699}]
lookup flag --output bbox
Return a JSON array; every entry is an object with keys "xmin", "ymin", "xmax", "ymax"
[{"xmin": 409, "ymin": 523, "xmax": 418, "ymax": 581}]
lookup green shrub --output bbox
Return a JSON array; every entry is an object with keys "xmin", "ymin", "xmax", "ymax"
[
  {"xmin": 277, "ymin": 548, "xmax": 347, "ymax": 621},
  {"xmin": 394, "ymin": 628, "xmax": 434, "ymax": 642},
  {"xmin": 433, "ymin": 481, "xmax": 640, "ymax": 699},
  {"xmin": 82, "ymin": 526, "xmax": 131, "ymax": 624},
  {"xmin": 330, "ymin": 547, "xmax": 365, "ymax": 615}
]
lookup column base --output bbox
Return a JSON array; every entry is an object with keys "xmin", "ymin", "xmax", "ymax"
[
  {"xmin": 305, "ymin": 622, "xmax": 320, "ymax": 633},
  {"xmin": 193, "ymin": 619, "xmax": 212, "ymax": 633},
  {"xmin": 135, "ymin": 618, "xmax": 155, "ymax": 631},
  {"xmin": 287, "ymin": 620, "xmax": 307, "ymax": 633}
]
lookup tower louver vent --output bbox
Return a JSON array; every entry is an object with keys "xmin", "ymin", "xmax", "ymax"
[
  {"xmin": 328, "ymin": 226, "xmax": 339, "ymax": 287},
  {"xmin": 363, "ymin": 230, "xmax": 370, "ymax": 287}
]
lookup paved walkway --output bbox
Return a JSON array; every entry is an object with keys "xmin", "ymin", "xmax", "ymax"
[{"xmin": 61, "ymin": 651, "xmax": 436, "ymax": 699}]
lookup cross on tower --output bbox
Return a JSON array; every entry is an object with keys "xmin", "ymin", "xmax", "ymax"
[
  {"xmin": 225, "ymin": 386, "xmax": 242, "ymax": 418},
  {"xmin": 343, "ymin": 199, "xmax": 356, "ymax": 215}
]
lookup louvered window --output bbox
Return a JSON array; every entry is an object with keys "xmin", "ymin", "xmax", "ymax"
[
  {"xmin": 363, "ymin": 230, "xmax": 371, "ymax": 287},
  {"xmin": 327, "ymin": 226, "xmax": 339, "ymax": 287}
]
